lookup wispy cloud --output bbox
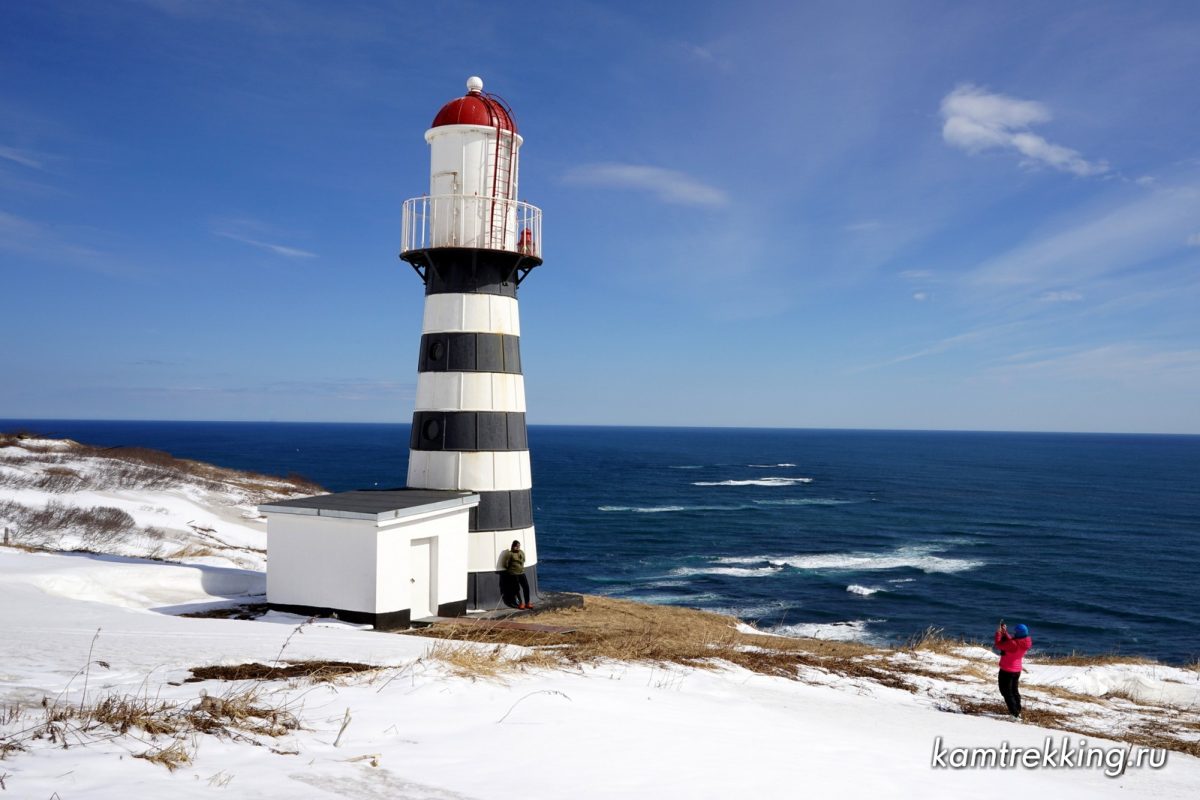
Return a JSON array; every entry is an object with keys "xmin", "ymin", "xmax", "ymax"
[
  {"xmin": 940, "ymin": 84, "xmax": 1108, "ymax": 177},
  {"xmin": 912, "ymin": 292, "xmax": 929, "ymax": 302},
  {"xmin": 563, "ymin": 163, "xmax": 728, "ymax": 207},
  {"xmin": 212, "ymin": 218, "xmax": 317, "ymax": 258},
  {"xmin": 900, "ymin": 269, "xmax": 934, "ymax": 280},
  {"xmin": 967, "ymin": 183, "xmax": 1200, "ymax": 290},
  {"xmin": 0, "ymin": 145, "xmax": 44, "ymax": 170},
  {"xmin": 0, "ymin": 209, "xmax": 134, "ymax": 275},
  {"xmin": 1039, "ymin": 290, "xmax": 1083, "ymax": 303},
  {"xmin": 986, "ymin": 343, "xmax": 1200, "ymax": 384},
  {"xmin": 216, "ymin": 230, "xmax": 317, "ymax": 259},
  {"xmin": 847, "ymin": 324, "xmax": 1021, "ymax": 373}
]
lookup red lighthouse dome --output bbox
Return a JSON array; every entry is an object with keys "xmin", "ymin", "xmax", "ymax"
[{"xmin": 431, "ymin": 76, "xmax": 517, "ymax": 132}]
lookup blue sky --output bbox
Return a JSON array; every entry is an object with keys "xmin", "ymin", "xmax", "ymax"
[{"xmin": 2, "ymin": 1, "xmax": 1198, "ymax": 433}]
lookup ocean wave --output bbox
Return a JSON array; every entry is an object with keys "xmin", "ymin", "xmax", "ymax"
[
  {"xmin": 704, "ymin": 600, "xmax": 793, "ymax": 619},
  {"xmin": 597, "ymin": 504, "xmax": 749, "ymax": 513},
  {"xmin": 714, "ymin": 544, "xmax": 982, "ymax": 575},
  {"xmin": 771, "ymin": 620, "xmax": 878, "ymax": 642},
  {"xmin": 751, "ymin": 498, "xmax": 855, "ymax": 507},
  {"xmin": 747, "ymin": 463, "xmax": 797, "ymax": 468},
  {"xmin": 598, "ymin": 505, "xmax": 689, "ymax": 513},
  {"xmin": 668, "ymin": 465, "xmax": 703, "ymax": 469},
  {"xmin": 692, "ymin": 477, "xmax": 813, "ymax": 487},
  {"xmin": 846, "ymin": 584, "xmax": 882, "ymax": 596},
  {"xmin": 600, "ymin": 498, "xmax": 846, "ymax": 513},
  {"xmin": 669, "ymin": 564, "xmax": 785, "ymax": 578}
]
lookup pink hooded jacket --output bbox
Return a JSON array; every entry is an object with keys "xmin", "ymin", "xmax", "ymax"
[{"xmin": 995, "ymin": 630, "xmax": 1032, "ymax": 672}]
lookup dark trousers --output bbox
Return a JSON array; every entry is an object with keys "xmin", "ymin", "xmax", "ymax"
[
  {"xmin": 501, "ymin": 573, "xmax": 531, "ymax": 607},
  {"xmin": 998, "ymin": 669, "xmax": 1022, "ymax": 717},
  {"xmin": 514, "ymin": 574, "xmax": 531, "ymax": 606}
]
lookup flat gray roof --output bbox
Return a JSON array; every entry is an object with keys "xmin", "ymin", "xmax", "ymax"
[{"xmin": 258, "ymin": 488, "xmax": 479, "ymax": 522}]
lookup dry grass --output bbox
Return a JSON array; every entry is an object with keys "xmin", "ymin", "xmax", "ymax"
[
  {"xmin": 905, "ymin": 626, "xmax": 978, "ymax": 655},
  {"xmin": 423, "ymin": 640, "xmax": 563, "ymax": 679},
  {"xmin": 133, "ymin": 739, "xmax": 192, "ymax": 771},
  {"xmin": 1036, "ymin": 651, "xmax": 1157, "ymax": 667},
  {"xmin": 410, "ymin": 596, "xmax": 888, "ymax": 684},
  {"xmin": 186, "ymin": 661, "xmax": 377, "ymax": 683},
  {"xmin": 0, "ymin": 685, "xmax": 301, "ymax": 772}
]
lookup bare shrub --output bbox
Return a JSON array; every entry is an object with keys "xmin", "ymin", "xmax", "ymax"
[
  {"xmin": 34, "ymin": 467, "xmax": 85, "ymax": 493},
  {"xmin": 133, "ymin": 740, "xmax": 191, "ymax": 771},
  {"xmin": 186, "ymin": 661, "xmax": 376, "ymax": 683},
  {"xmin": 1036, "ymin": 651, "xmax": 1156, "ymax": 667},
  {"xmin": 904, "ymin": 626, "xmax": 976, "ymax": 654}
]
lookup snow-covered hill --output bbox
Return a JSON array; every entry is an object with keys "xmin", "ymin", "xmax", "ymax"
[{"xmin": 0, "ymin": 433, "xmax": 320, "ymax": 569}]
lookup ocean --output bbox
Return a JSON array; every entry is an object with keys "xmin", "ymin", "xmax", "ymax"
[{"xmin": 4, "ymin": 420, "xmax": 1198, "ymax": 664}]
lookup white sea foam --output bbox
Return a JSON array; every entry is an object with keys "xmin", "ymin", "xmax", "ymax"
[
  {"xmin": 846, "ymin": 584, "xmax": 881, "ymax": 596},
  {"xmin": 752, "ymin": 498, "xmax": 855, "ymax": 507},
  {"xmin": 770, "ymin": 550, "xmax": 980, "ymax": 574},
  {"xmin": 747, "ymin": 463, "xmax": 797, "ymax": 468},
  {"xmin": 600, "ymin": 498, "xmax": 845, "ymax": 513},
  {"xmin": 772, "ymin": 620, "xmax": 877, "ymax": 642},
  {"xmin": 670, "ymin": 564, "xmax": 785, "ymax": 578},
  {"xmin": 692, "ymin": 477, "xmax": 813, "ymax": 487},
  {"xmin": 668, "ymin": 465, "xmax": 703, "ymax": 469},
  {"xmin": 598, "ymin": 504, "xmax": 746, "ymax": 513},
  {"xmin": 598, "ymin": 505, "xmax": 689, "ymax": 513},
  {"xmin": 714, "ymin": 544, "xmax": 982, "ymax": 575}
]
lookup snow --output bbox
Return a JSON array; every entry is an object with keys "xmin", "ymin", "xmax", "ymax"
[
  {"xmin": 1, "ymin": 548, "xmax": 1197, "ymax": 798},
  {"xmin": 1, "ymin": 439, "xmax": 1198, "ymax": 797}
]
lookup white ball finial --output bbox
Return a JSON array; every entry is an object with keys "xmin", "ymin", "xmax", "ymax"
[{"xmin": 466, "ymin": 76, "xmax": 484, "ymax": 94}]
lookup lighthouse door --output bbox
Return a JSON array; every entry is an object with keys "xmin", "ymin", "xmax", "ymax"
[{"xmin": 409, "ymin": 537, "xmax": 435, "ymax": 620}]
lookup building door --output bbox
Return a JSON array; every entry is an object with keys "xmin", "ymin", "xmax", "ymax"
[{"xmin": 409, "ymin": 537, "xmax": 435, "ymax": 620}]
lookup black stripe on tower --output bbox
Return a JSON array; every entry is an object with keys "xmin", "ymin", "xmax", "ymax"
[
  {"xmin": 403, "ymin": 248, "xmax": 540, "ymax": 298},
  {"xmin": 410, "ymin": 411, "xmax": 527, "ymax": 451},
  {"xmin": 470, "ymin": 489, "xmax": 534, "ymax": 531},
  {"xmin": 418, "ymin": 333, "xmax": 521, "ymax": 374}
]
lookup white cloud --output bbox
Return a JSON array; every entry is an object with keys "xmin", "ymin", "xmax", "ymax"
[
  {"xmin": 968, "ymin": 183, "xmax": 1200, "ymax": 289},
  {"xmin": 940, "ymin": 84, "xmax": 1108, "ymax": 177},
  {"xmin": 0, "ymin": 145, "xmax": 44, "ymax": 170},
  {"xmin": 563, "ymin": 163, "xmax": 728, "ymax": 207},
  {"xmin": 912, "ymin": 292, "xmax": 929, "ymax": 301},
  {"xmin": 1039, "ymin": 290, "xmax": 1083, "ymax": 302},
  {"xmin": 217, "ymin": 231, "xmax": 317, "ymax": 258},
  {"xmin": 987, "ymin": 344, "xmax": 1200, "ymax": 383}
]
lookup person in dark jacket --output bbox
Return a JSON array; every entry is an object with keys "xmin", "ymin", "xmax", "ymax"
[
  {"xmin": 501, "ymin": 540, "xmax": 533, "ymax": 610},
  {"xmin": 995, "ymin": 622, "xmax": 1032, "ymax": 719}
]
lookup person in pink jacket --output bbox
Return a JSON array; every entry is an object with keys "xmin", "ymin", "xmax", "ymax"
[{"xmin": 995, "ymin": 622, "xmax": 1032, "ymax": 719}]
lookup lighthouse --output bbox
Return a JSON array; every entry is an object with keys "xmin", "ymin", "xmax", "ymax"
[{"xmin": 400, "ymin": 76, "xmax": 543, "ymax": 610}]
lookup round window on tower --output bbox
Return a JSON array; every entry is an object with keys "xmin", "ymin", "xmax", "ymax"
[
  {"xmin": 427, "ymin": 340, "xmax": 445, "ymax": 362},
  {"xmin": 422, "ymin": 418, "xmax": 441, "ymax": 441}
]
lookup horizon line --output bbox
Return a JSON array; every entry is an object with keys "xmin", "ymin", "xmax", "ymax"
[{"xmin": 2, "ymin": 417, "xmax": 1197, "ymax": 438}]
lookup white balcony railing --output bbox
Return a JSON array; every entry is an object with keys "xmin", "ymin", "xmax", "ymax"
[{"xmin": 401, "ymin": 194, "xmax": 542, "ymax": 260}]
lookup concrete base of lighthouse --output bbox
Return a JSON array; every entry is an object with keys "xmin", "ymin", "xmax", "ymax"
[{"xmin": 468, "ymin": 564, "xmax": 540, "ymax": 609}]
